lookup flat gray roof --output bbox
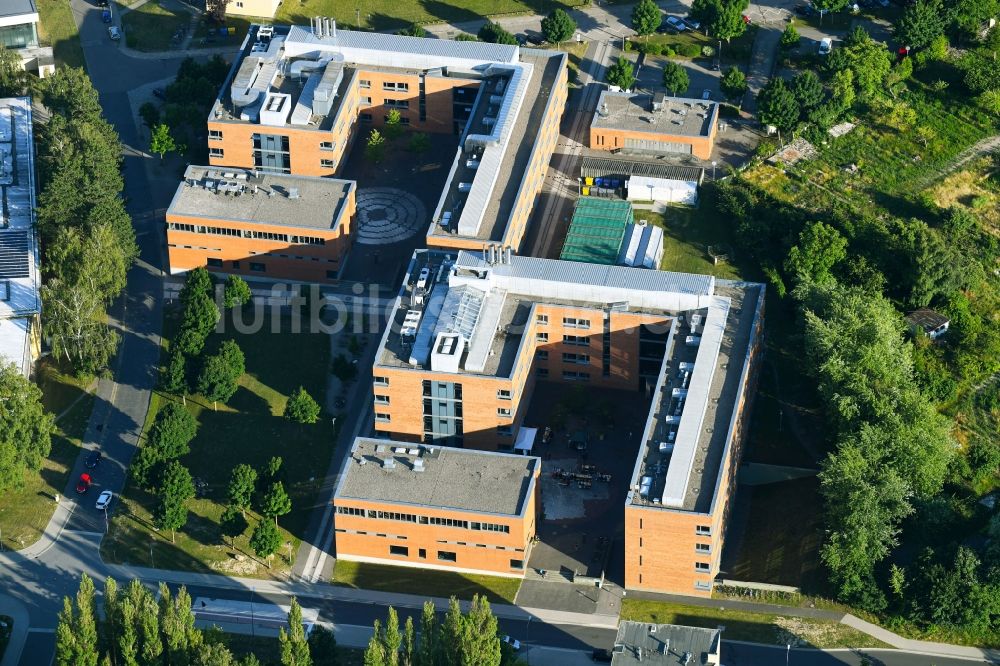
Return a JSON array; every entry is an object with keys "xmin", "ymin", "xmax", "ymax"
[
  {"xmin": 580, "ymin": 155, "xmax": 704, "ymax": 182},
  {"xmin": 336, "ymin": 438, "xmax": 538, "ymax": 516},
  {"xmin": 593, "ymin": 91, "xmax": 716, "ymax": 138},
  {"xmin": 168, "ymin": 165, "xmax": 352, "ymax": 231},
  {"xmin": 0, "ymin": 0, "xmax": 37, "ymax": 19},
  {"xmin": 612, "ymin": 622, "xmax": 720, "ymax": 665}
]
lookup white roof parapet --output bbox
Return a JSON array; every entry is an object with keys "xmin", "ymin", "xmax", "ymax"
[
  {"xmin": 283, "ymin": 26, "xmax": 519, "ymax": 69},
  {"xmin": 661, "ymin": 295, "xmax": 730, "ymax": 507},
  {"xmin": 452, "ymin": 251, "xmax": 715, "ymax": 311}
]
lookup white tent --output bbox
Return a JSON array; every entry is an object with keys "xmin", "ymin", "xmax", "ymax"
[{"xmin": 626, "ymin": 174, "xmax": 698, "ymax": 206}]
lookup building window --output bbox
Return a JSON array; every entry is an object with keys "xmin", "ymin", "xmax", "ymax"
[
  {"xmin": 389, "ymin": 545, "xmax": 409, "ymax": 556},
  {"xmin": 563, "ymin": 334, "xmax": 590, "ymax": 346},
  {"xmin": 326, "ymin": 270, "xmax": 338, "ymax": 279},
  {"xmin": 696, "ymin": 525, "xmax": 711, "ymax": 536},
  {"xmin": 384, "ymin": 98, "xmax": 410, "ymax": 109},
  {"xmin": 497, "ymin": 389, "xmax": 512, "ymax": 400},
  {"xmin": 235, "ymin": 1, "xmax": 243, "ymax": 7},
  {"xmin": 497, "ymin": 425, "xmax": 513, "ymax": 436},
  {"xmin": 437, "ymin": 551, "xmax": 457, "ymax": 562},
  {"xmin": 209, "ymin": 130, "xmax": 223, "ymax": 140},
  {"xmin": 535, "ymin": 332, "xmax": 549, "ymax": 343},
  {"xmin": 696, "ymin": 543, "xmax": 711, "ymax": 554},
  {"xmin": 695, "ymin": 580, "xmax": 712, "ymax": 591},
  {"xmin": 375, "ymin": 395, "xmax": 390, "ymax": 405},
  {"xmin": 359, "ymin": 79, "xmax": 371, "ymax": 89},
  {"xmin": 207, "ymin": 258, "xmax": 223, "ymax": 268},
  {"xmin": 562, "ymin": 352, "xmax": 590, "ymax": 365},
  {"xmin": 374, "ymin": 376, "xmax": 390, "ymax": 387},
  {"xmin": 695, "ymin": 562, "xmax": 711, "ymax": 572},
  {"xmin": 375, "ymin": 413, "xmax": 391, "ymax": 423},
  {"xmin": 361, "ymin": 96, "xmax": 372, "ymax": 105},
  {"xmin": 383, "ymin": 82, "xmax": 410, "ymax": 92},
  {"xmin": 562, "ymin": 371, "xmax": 590, "ymax": 382},
  {"xmin": 209, "ymin": 147, "xmax": 224, "ymax": 158},
  {"xmin": 562, "ymin": 317, "xmax": 591, "ymax": 329},
  {"xmin": 418, "ymin": 548, "xmax": 426, "ymax": 558},
  {"xmin": 536, "ymin": 314, "xmax": 548, "ymax": 325},
  {"xmin": 320, "ymin": 141, "xmax": 335, "ymax": 150},
  {"xmin": 497, "ymin": 408, "xmax": 512, "ymax": 418},
  {"xmin": 360, "ymin": 113, "xmax": 373, "ymax": 123},
  {"xmin": 510, "ymin": 559, "xmax": 524, "ymax": 570},
  {"xmin": 231, "ymin": 261, "xmax": 241, "ymax": 269},
  {"xmin": 536, "ymin": 367, "xmax": 549, "ymax": 378},
  {"xmin": 321, "ymin": 159, "xmax": 335, "ymax": 168},
  {"xmin": 536, "ymin": 350, "xmax": 548, "ymax": 361},
  {"xmin": 249, "ymin": 262, "xmax": 266, "ymax": 272}
]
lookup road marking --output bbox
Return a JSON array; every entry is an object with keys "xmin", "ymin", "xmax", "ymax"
[
  {"xmin": 27, "ymin": 628, "xmax": 56, "ymax": 634},
  {"xmin": 63, "ymin": 530, "xmax": 105, "ymax": 538}
]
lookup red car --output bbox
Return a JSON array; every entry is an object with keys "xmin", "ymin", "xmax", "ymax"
[
  {"xmin": 76, "ymin": 473, "xmax": 92, "ymax": 494},
  {"xmin": 742, "ymin": 14, "xmax": 752, "ymax": 23}
]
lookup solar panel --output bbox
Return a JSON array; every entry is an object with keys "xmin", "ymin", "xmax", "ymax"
[{"xmin": 0, "ymin": 230, "xmax": 31, "ymax": 279}]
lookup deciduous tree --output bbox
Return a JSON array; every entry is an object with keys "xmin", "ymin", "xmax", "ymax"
[
  {"xmin": 605, "ymin": 56, "xmax": 636, "ymax": 90},
  {"xmin": 197, "ymin": 339, "xmax": 245, "ymax": 404},
  {"xmin": 250, "ymin": 518, "xmax": 281, "ymax": 567},
  {"xmin": 284, "ymin": 386, "xmax": 321, "ymax": 424},
  {"xmin": 280, "ymin": 598, "xmax": 312, "ymax": 666},
  {"xmin": 791, "ymin": 70, "xmax": 824, "ymax": 113},
  {"xmin": 262, "ymin": 481, "xmax": 293, "ymax": 527},
  {"xmin": 227, "ymin": 463, "xmax": 258, "ymax": 518},
  {"xmin": 147, "ymin": 402, "xmax": 198, "ymax": 460},
  {"xmin": 477, "ymin": 21, "xmax": 518, "ymax": 44},
  {"xmin": 661, "ymin": 61, "xmax": 690, "ymax": 96},
  {"xmin": 150, "ymin": 123, "xmax": 177, "ymax": 161},
  {"xmin": 711, "ymin": 0, "xmax": 748, "ymax": 43},
  {"xmin": 781, "ymin": 23, "xmax": 800, "ymax": 49},
  {"xmin": 0, "ymin": 364, "xmax": 55, "ymax": 491},
  {"xmin": 162, "ymin": 350, "xmax": 188, "ymax": 395},
  {"xmin": 720, "ymin": 66, "xmax": 748, "ymax": 102},
  {"xmin": 757, "ymin": 77, "xmax": 799, "ymax": 138},
  {"xmin": 223, "ymin": 274, "xmax": 251, "ymax": 309},
  {"xmin": 895, "ymin": 0, "xmax": 947, "ymax": 49},
  {"xmin": 631, "ymin": 0, "xmax": 661, "ymax": 37},
  {"xmin": 155, "ymin": 460, "xmax": 195, "ymax": 542},
  {"xmin": 542, "ymin": 8, "xmax": 576, "ymax": 45}
]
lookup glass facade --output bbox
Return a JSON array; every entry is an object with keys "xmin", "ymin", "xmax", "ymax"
[{"xmin": 0, "ymin": 22, "xmax": 38, "ymax": 49}]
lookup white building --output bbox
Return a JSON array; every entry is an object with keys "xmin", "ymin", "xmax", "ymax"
[{"xmin": 0, "ymin": 0, "xmax": 54, "ymax": 77}]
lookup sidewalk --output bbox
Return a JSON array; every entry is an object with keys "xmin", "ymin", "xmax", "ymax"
[{"xmin": 0, "ymin": 595, "xmax": 29, "ymax": 666}]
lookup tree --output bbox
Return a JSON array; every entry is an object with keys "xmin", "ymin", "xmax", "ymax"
[
  {"xmin": 180, "ymin": 267, "xmax": 214, "ymax": 304},
  {"xmin": 155, "ymin": 461, "xmax": 195, "ymax": 542},
  {"xmin": 784, "ymin": 221, "xmax": 848, "ymax": 284},
  {"xmin": 720, "ymin": 66, "xmax": 748, "ymax": 102},
  {"xmin": 308, "ymin": 626, "xmax": 338, "ymax": 666},
  {"xmin": 461, "ymin": 596, "xmax": 502, "ymax": 665},
  {"xmin": 605, "ymin": 56, "xmax": 636, "ymax": 91},
  {"xmin": 148, "ymin": 402, "xmax": 198, "ymax": 460},
  {"xmin": 781, "ymin": 23, "xmax": 801, "ymax": 49},
  {"xmin": 830, "ymin": 68, "xmax": 856, "ymax": 112},
  {"xmin": 207, "ymin": 0, "xmax": 230, "ymax": 23},
  {"xmin": 477, "ymin": 21, "xmax": 518, "ymax": 45},
  {"xmin": 661, "ymin": 61, "xmax": 690, "ymax": 96},
  {"xmin": 149, "ymin": 123, "xmax": 177, "ymax": 161},
  {"xmin": 250, "ymin": 519, "xmax": 281, "ymax": 567},
  {"xmin": 223, "ymin": 275, "xmax": 251, "ymax": 309},
  {"xmin": 690, "ymin": 0, "xmax": 722, "ymax": 26},
  {"xmin": 541, "ymin": 8, "xmax": 576, "ymax": 45},
  {"xmin": 55, "ymin": 573, "xmax": 100, "ymax": 666},
  {"xmin": 813, "ymin": 0, "xmax": 851, "ymax": 11},
  {"xmin": 0, "ymin": 364, "xmax": 56, "ymax": 491},
  {"xmin": 402, "ymin": 616, "xmax": 415, "ymax": 666},
  {"xmin": 418, "ymin": 601, "xmax": 438, "ymax": 666},
  {"xmin": 631, "ymin": 0, "xmax": 661, "ymax": 37},
  {"xmin": 176, "ymin": 291, "xmax": 220, "ymax": 356},
  {"xmin": 262, "ymin": 481, "xmax": 293, "ymax": 526},
  {"xmin": 227, "ymin": 464, "xmax": 258, "ymax": 518},
  {"xmin": 284, "ymin": 386, "xmax": 321, "ymax": 425},
  {"xmin": 280, "ymin": 598, "xmax": 312, "ymax": 666},
  {"xmin": 831, "ymin": 28, "xmax": 892, "ymax": 101},
  {"xmin": 382, "ymin": 607, "xmax": 402, "ymax": 666},
  {"xmin": 0, "ymin": 46, "xmax": 26, "ymax": 97},
  {"xmin": 384, "ymin": 109, "xmax": 404, "ymax": 140},
  {"xmin": 397, "ymin": 23, "xmax": 427, "ymax": 37},
  {"xmin": 951, "ymin": 0, "xmax": 1000, "ymax": 41},
  {"xmin": 220, "ymin": 504, "xmax": 247, "ymax": 547},
  {"xmin": 162, "ymin": 350, "xmax": 188, "ymax": 395},
  {"xmin": 365, "ymin": 129, "xmax": 386, "ymax": 163},
  {"xmin": 958, "ymin": 50, "xmax": 1000, "ymax": 95},
  {"xmin": 895, "ymin": 0, "xmax": 947, "ymax": 49},
  {"xmin": 791, "ymin": 70, "xmax": 824, "ymax": 114},
  {"xmin": 757, "ymin": 77, "xmax": 799, "ymax": 139},
  {"xmin": 407, "ymin": 132, "xmax": 430, "ymax": 154},
  {"xmin": 197, "ymin": 339, "xmax": 245, "ymax": 404},
  {"xmin": 364, "ymin": 619, "xmax": 386, "ymax": 666},
  {"xmin": 711, "ymin": 0, "xmax": 747, "ymax": 43},
  {"xmin": 139, "ymin": 102, "xmax": 160, "ymax": 129}
]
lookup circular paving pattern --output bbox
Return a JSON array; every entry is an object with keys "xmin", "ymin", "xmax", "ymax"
[{"xmin": 354, "ymin": 187, "xmax": 427, "ymax": 245}]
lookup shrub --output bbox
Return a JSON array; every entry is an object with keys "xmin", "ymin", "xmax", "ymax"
[
  {"xmin": 701, "ymin": 45, "xmax": 715, "ymax": 57},
  {"xmin": 679, "ymin": 43, "xmax": 702, "ymax": 58}
]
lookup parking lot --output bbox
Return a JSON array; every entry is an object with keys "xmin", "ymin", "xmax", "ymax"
[{"xmin": 520, "ymin": 381, "xmax": 651, "ymax": 584}]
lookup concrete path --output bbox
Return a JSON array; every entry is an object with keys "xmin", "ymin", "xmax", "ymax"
[
  {"xmin": 0, "ymin": 595, "xmax": 29, "ymax": 666},
  {"xmin": 742, "ymin": 23, "xmax": 784, "ymax": 113}
]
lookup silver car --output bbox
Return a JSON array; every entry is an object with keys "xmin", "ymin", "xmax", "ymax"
[{"xmin": 95, "ymin": 490, "xmax": 113, "ymax": 511}]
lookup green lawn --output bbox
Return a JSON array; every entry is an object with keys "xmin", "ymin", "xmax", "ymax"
[
  {"xmin": 621, "ymin": 599, "xmax": 891, "ymax": 649},
  {"xmin": 634, "ymin": 206, "xmax": 741, "ymax": 279},
  {"xmin": 122, "ymin": 1, "xmax": 190, "ymax": 51},
  {"xmin": 101, "ymin": 309, "xmax": 334, "ymax": 578},
  {"xmin": 36, "ymin": 0, "xmax": 85, "ymax": 68},
  {"xmin": 333, "ymin": 560, "xmax": 522, "ymax": 605},
  {"xmin": 0, "ymin": 389, "xmax": 94, "ymax": 550},
  {"xmin": 276, "ymin": 0, "xmax": 588, "ymax": 32},
  {"xmin": 634, "ymin": 26, "xmax": 758, "ymax": 68},
  {"xmin": 192, "ymin": 16, "xmax": 263, "ymax": 45}
]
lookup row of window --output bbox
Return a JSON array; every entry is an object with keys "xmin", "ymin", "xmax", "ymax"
[
  {"xmin": 385, "ymin": 545, "xmax": 523, "ymax": 569},
  {"xmin": 359, "ymin": 113, "xmax": 411, "ymax": 125},
  {"xmin": 637, "ymin": 519, "xmax": 713, "ymax": 537},
  {"xmin": 208, "ymin": 147, "xmax": 336, "ymax": 170},
  {"xmin": 358, "ymin": 80, "xmax": 411, "ymax": 92},
  {"xmin": 536, "ymin": 314, "xmax": 592, "ymax": 329},
  {"xmin": 335, "ymin": 506, "xmax": 510, "ymax": 533},
  {"xmin": 168, "ymin": 223, "xmax": 327, "ymax": 246},
  {"xmin": 534, "ymin": 350, "xmax": 592, "ymax": 365}
]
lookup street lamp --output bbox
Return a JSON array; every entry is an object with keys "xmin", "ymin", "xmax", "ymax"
[
  {"xmin": 711, "ymin": 161, "xmax": 718, "ymax": 181},
  {"xmin": 149, "ymin": 539, "xmax": 155, "ymax": 568}
]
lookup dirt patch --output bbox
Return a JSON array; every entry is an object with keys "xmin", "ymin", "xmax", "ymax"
[
  {"xmin": 210, "ymin": 552, "xmax": 263, "ymax": 576},
  {"xmin": 927, "ymin": 160, "xmax": 1000, "ymax": 234}
]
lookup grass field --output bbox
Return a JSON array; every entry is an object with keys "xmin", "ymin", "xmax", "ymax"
[
  {"xmin": 102, "ymin": 310, "xmax": 333, "ymax": 578},
  {"xmin": 0, "ymin": 367, "xmax": 94, "ymax": 550},
  {"xmin": 634, "ymin": 205, "xmax": 741, "ymax": 279},
  {"xmin": 634, "ymin": 26, "xmax": 758, "ymax": 67},
  {"xmin": 122, "ymin": 1, "xmax": 190, "ymax": 51},
  {"xmin": 36, "ymin": 0, "xmax": 85, "ymax": 68},
  {"xmin": 621, "ymin": 599, "xmax": 890, "ymax": 649},
  {"xmin": 276, "ymin": 0, "xmax": 588, "ymax": 32},
  {"xmin": 333, "ymin": 560, "xmax": 522, "ymax": 604}
]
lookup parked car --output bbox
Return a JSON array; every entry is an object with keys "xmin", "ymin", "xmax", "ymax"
[
  {"xmin": 683, "ymin": 16, "xmax": 701, "ymax": 30},
  {"xmin": 502, "ymin": 636, "xmax": 521, "ymax": 651},
  {"xmin": 664, "ymin": 16, "xmax": 688, "ymax": 32},
  {"xmin": 95, "ymin": 490, "xmax": 113, "ymax": 511},
  {"xmin": 101, "ymin": 7, "xmax": 112, "ymax": 22},
  {"xmin": 702, "ymin": 89, "xmax": 712, "ymax": 100},
  {"xmin": 818, "ymin": 37, "xmax": 833, "ymax": 55},
  {"xmin": 85, "ymin": 449, "xmax": 102, "ymax": 469},
  {"xmin": 76, "ymin": 473, "xmax": 92, "ymax": 494},
  {"xmin": 742, "ymin": 13, "xmax": 752, "ymax": 23},
  {"xmin": 108, "ymin": 26, "xmax": 121, "ymax": 41},
  {"xmin": 592, "ymin": 649, "xmax": 613, "ymax": 663}
]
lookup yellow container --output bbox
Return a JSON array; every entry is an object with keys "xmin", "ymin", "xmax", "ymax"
[
  {"xmin": 582, "ymin": 186, "xmax": 590, "ymax": 196},
  {"xmin": 584, "ymin": 177, "xmax": 594, "ymax": 186}
]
